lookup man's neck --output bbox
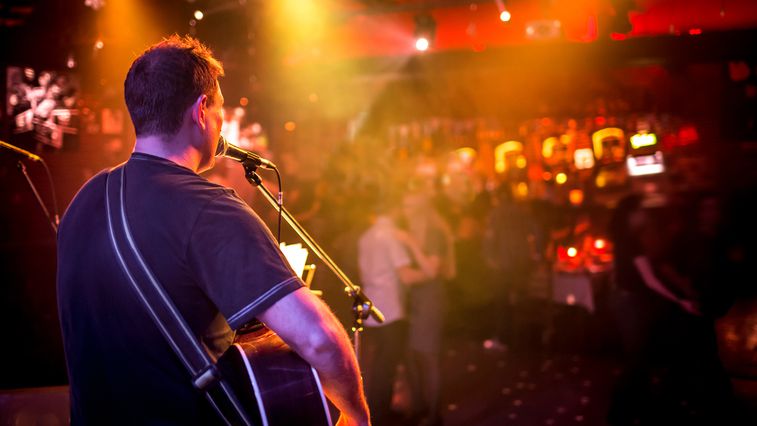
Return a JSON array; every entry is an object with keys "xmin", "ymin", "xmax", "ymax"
[{"xmin": 133, "ymin": 134, "xmax": 200, "ymax": 172}]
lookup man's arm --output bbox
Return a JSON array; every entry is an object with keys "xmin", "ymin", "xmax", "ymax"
[
  {"xmin": 257, "ymin": 287, "xmax": 370, "ymax": 426},
  {"xmin": 393, "ymin": 230, "xmax": 440, "ymax": 279},
  {"xmin": 397, "ymin": 265, "xmax": 432, "ymax": 286}
]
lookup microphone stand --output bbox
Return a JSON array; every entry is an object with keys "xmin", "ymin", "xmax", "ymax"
[
  {"xmin": 17, "ymin": 161, "xmax": 58, "ymax": 234},
  {"xmin": 241, "ymin": 160, "xmax": 384, "ymax": 357}
]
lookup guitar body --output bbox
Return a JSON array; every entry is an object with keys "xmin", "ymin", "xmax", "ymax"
[{"xmin": 216, "ymin": 327, "xmax": 333, "ymax": 426}]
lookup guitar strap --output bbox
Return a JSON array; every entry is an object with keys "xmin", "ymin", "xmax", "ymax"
[{"xmin": 105, "ymin": 165, "xmax": 254, "ymax": 426}]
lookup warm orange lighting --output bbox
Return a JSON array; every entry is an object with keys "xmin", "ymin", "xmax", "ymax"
[
  {"xmin": 515, "ymin": 155, "xmax": 527, "ymax": 169},
  {"xmin": 555, "ymin": 172, "xmax": 567, "ymax": 185},
  {"xmin": 94, "ymin": 39, "xmax": 104, "ymax": 50},
  {"xmin": 594, "ymin": 239, "xmax": 606, "ymax": 250},
  {"xmin": 308, "ymin": 93, "xmax": 319, "ymax": 103},
  {"xmin": 567, "ymin": 247, "xmax": 578, "ymax": 258},
  {"xmin": 515, "ymin": 182, "xmax": 528, "ymax": 198},
  {"xmin": 568, "ymin": 189, "xmax": 584, "ymax": 206},
  {"xmin": 499, "ymin": 10, "xmax": 511, "ymax": 22},
  {"xmin": 592, "ymin": 128, "xmax": 624, "ymax": 159},
  {"xmin": 455, "ymin": 147, "xmax": 477, "ymax": 165},
  {"xmin": 494, "ymin": 140, "xmax": 523, "ymax": 173},
  {"xmin": 194, "ymin": 10, "xmax": 204, "ymax": 21},
  {"xmin": 284, "ymin": 121, "xmax": 296, "ymax": 131},
  {"xmin": 542, "ymin": 137, "xmax": 558, "ymax": 159},
  {"xmin": 542, "ymin": 171, "xmax": 553, "ymax": 181},
  {"xmin": 239, "ymin": 97, "xmax": 249, "ymax": 106}
]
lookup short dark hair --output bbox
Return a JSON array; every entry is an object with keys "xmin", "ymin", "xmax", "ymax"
[{"xmin": 124, "ymin": 35, "xmax": 224, "ymax": 138}]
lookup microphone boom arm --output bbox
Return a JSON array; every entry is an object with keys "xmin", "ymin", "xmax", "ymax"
[{"xmin": 239, "ymin": 160, "xmax": 384, "ymax": 354}]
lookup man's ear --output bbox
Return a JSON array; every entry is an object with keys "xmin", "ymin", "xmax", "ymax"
[{"xmin": 191, "ymin": 94, "xmax": 209, "ymax": 130}]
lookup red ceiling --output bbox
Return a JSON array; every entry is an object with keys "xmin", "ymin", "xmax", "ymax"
[{"xmin": 318, "ymin": 0, "xmax": 757, "ymax": 58}]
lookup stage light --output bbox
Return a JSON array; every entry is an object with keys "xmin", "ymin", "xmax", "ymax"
[
  {"xmin": 415, "ymin": 37, "xmax": 430, "ymax": 51},
  {"xmin": 555, "ymin": 172, "xmax": 567, "ymax": 185},
  {"xmin": 284, "ymin": 121, "xmax": 296, "ymax": 132},
  {"xmin": 414, "ymin": 14, "xmax": 436, "ymax": 52},
  {"xmin": 194, "ymin": 10, "xmax": 204, "ymax": 20},
  {"xmin": 495, "ymin": 0, "xmax": 511, "ymax": 22},
  {"xmin": 594, "ymin": 239, "xmax": 606, "ymax": 250},
  {"xmin": 94, "ymin": 39, "xmax": 104, "ymax": 49},
  {"xmin": 567, "ymin": 247, "xmax": 578, "ymax": 258},
  {"xmin": 66, "ymin": 54, "xmax": 76, "ymax": 69}
]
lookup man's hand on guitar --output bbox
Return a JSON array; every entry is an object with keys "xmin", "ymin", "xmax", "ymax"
[{"xmin": 259, "ymin": 287, "xmax": 371, "ymax": 426}]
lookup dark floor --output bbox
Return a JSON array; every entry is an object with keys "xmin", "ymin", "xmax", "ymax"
[
  {"xmin": 435, "ymin": 344, "xmax": 615, "ymax": 425},
  {"xmin": 388, "ymin": 335, "xmax": 757, "ymax": 426}
]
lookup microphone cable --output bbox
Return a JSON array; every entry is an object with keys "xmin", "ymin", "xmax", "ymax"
[
  {"xmin": 40, "ymin": 158, "xmax": 60, "ymax": 228},
  {"xmin": 272, "ymin": 165, "xmax": 282, "ymax": 244}
]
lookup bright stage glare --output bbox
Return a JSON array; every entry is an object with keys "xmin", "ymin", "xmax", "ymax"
[
  {"xmin": 194, "ymin": 10, "xmax": 204, "ymax": 21},
  {"xmin": 415, "ymin": 37, "xmax": 430, "ymax": 51},
  {"xmin": 94, "ymin": 39, "xmax": 104, "ymax": 50},
  {"xmin": 500, "ymin": 10, "xmax": 511, "ymax": 22}
]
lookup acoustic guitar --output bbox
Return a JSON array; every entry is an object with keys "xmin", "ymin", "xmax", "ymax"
[{"xmin": 214, "ymin": 325, "xmax": 333, "ymax": 426}]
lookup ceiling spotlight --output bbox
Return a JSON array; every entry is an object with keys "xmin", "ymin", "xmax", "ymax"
[
  {"xmin": 94, "ymin": 39, "xmax": 104, "ymax": 50},
  {"xmin": 415, "ymin": 37, "xmax": 430, "ymax": 51},
  {"xmin": 414, "ymin": 14, "xmax": 436, "ymax": 52},
  {"xmin": 194, "ymin": 10, "xmax": 204, "ymax": 20},
  {"xmin": 495, "ymin": 0, "xmax": 511, "ymax": 22}
]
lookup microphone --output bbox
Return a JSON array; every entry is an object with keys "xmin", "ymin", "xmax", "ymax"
[
  {"xmin": 0, "ymin": 140, "xmax": 41, "ymax": 162},
  {"xmin": 215, "ymin": 136, "xmax": 276, "ymax": 169}
]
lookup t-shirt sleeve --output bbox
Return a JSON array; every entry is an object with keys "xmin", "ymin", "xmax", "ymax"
[{"xmin": 187, "ymin": 190, "xmax": 302, "ymax": 329}]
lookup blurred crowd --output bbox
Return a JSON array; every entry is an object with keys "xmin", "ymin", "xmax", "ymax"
[{"xmin": 206, "ymin": 123, "xmax": 755, "ymax": 425}]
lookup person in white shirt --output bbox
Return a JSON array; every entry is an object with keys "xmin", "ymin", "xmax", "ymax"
[{"xmin": 358, "ymin": 201, "xmax": 437, "ymax": 425}]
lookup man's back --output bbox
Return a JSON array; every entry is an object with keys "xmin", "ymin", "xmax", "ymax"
[{"xmin": 57, "ymin": 153, "xmax": 300, "ymax": 424}]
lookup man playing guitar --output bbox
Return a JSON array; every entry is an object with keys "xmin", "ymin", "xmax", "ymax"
[{"xmin": 56, "ymin": 35, "xmax": 369, "ymax": 426}]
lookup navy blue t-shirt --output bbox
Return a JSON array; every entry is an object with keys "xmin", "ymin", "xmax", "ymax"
[{"xmin": 57, "ymin": 153, "xmax": 302, "ymax": 424}]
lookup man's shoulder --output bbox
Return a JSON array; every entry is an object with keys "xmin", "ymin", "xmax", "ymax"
[
  {"xmin": 359, "ymin": 223, "xmax": 391, "ymax": 244},
  {"xmin": 60, "ymin": 169, "xmax": 110, "ymax": 225}
]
